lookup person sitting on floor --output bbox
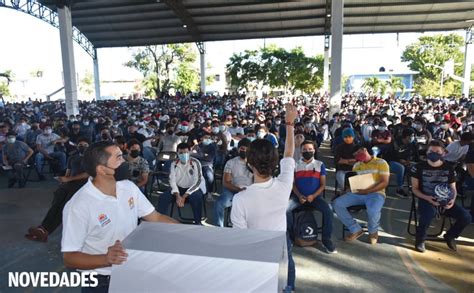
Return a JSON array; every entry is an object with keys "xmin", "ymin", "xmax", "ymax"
[{"xmin": 333, "ymin": 145, "xmax": 389, "ymax": 245}]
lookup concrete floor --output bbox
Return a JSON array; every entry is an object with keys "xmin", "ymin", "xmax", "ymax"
[{"xmin": 0, "ymin": 142, "xmax": 473, "ymax": 292}]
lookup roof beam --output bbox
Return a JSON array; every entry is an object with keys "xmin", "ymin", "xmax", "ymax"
[{"xmin": 162, "ymin": 0, "xmax": 201, "ymax": 41}]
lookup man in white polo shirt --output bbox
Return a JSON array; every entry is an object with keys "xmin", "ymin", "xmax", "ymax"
[
  {"xmin": 231, "ymin": 104, "xmax": 297, "ymax": 292},
  {"xmin": 61, "ymin": 141, "xmax": 178, "ymax": 293}
]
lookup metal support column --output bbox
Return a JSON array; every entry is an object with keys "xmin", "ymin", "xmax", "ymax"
[
  {"xmin": 329, "ymin": 0, "xmax": 344, "ymax": 118},
  {"xmin": 57, "ymin": 3, "xmax": 79, "ymax": 115},
  {"xmin": 463, "ymin": 27, "xmax": 472, "ymax": 97},
  {"xmin": 93, "ymin": 48, "xmax": 101, "ymax": 100},
  {"xmin": 196, "ymin": 42, "xmax": 206, "ymax": 94},
  {"xmin": 323, "ymin": 35, "xmax": 330, "ymax": 92}
]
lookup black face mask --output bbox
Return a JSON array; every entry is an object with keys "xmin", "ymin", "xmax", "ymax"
[
  {"xmin": 77, "ymin": 146, "xmax": 87, "ymax": 154},
  {"xmin": 130, "ymin": 150, "xmax": 140, "ymax": 158},
  {"xmin": 232, "ymin": 123, "xmax": 238, "ymax": 127},
  {"xmin": 113, "ymin": 162, "xmax": 130, "ymax": 181},
  {"xmin": 102, "ymin": 133, "xmax": 109, "ymax": 140},
  {"xmin": 239, "ymin": 150, "xmax": 246, "ymax": 159},
  {"xmin": 167, "ymin": 130, "xmax": 173, "ymax": 135},
  {"xmin": 302, "ymin": 151, "xmax": 315, "ymax": 161}
]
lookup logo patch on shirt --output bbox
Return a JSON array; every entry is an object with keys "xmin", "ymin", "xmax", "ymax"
[
  {"xmin": 128, "ymin": 197, "xmax": 135, "ymax": 209},
  {"xmin": 98, "ymin": 213, "xmax": 111, "ymax": 227},
  {"xmin": 189, "ymin": 169, "xmax": 194, "ymax": 176}
]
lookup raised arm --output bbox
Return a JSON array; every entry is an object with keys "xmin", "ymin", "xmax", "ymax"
[{"xmin": 284, "ymin": 104, "xmax": 298, "ymax": 158}]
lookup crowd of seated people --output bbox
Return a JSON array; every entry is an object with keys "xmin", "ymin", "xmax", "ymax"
[{"xmin": 1, "ymin": 92, "xmax": 473, "ymax": 291}]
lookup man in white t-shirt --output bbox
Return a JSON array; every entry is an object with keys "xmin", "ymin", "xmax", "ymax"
[
  {"xmin": 213, "ymin": 138, "xmax": 253, "ymax": 227},
  {"xmin": 231, "ymin": 104, "xmax": 298, "ymax": 292},
  {"xmin": 61, "ymin": 141, "xmax": 178, "ymax": 292}
]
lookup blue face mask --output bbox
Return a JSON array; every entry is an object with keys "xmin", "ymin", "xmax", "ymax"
[
  {"xmin": 427, "ymin": 152, "xmax": 443, "ymax": 162},
  {"xmin": 248, "ymin": 136, "xmax": 256, "ymax": 142},
  {"xmin": 203, "ymin": 139, "xmax": 213, "ymax": 146},
  {"xmin": 178, "ymin": 153, "xmax": 190, "ymax": 163}
]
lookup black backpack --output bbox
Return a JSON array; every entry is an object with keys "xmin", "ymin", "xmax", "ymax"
[{"xmin": 292, "ymin": 209, "xmax": 318, "ymax": 247}]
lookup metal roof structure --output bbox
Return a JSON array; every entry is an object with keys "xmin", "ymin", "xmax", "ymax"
[{"xmin": 38, "ymin": 0, "xmax": 474, "ymax": 49}]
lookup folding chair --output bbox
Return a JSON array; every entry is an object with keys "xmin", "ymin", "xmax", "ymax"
[
  {"xmin": 148, "ymin": 151, "xmax": 177, "ymax": 195},
  {"xmin": 407, "ymin": 190, "xmax": 448, "ymax": 238},
  {"xmin": 332, "ymin": 171, "xmax": 368, "ymax": 238}
]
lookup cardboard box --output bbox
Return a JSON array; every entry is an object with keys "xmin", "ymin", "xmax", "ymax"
[{"xmin": 109, "ymin": 222, "xmax": 288, "ymax": 292}]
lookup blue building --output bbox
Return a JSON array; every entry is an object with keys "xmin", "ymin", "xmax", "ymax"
[{"xmin": 346, "ymin": 71, "xmax": 418, "ymax": 98}]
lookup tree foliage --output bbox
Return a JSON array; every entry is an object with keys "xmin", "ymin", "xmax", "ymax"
[
  {"xmin": 0, "ymin": 70, "xmax": 13, "ymax": 97},
  {"xmin": 125, "ymin": 44, "xmax": 197, "ymax": 97},
  {"xmin": 401, "ymin": 33, "xmax": 464, "ymax": 96},
  {"xmin": 226, "ymin": 45, "xmax": 323, "ymax": 93},
  {"xmin": 79, "ymin": 70, "xmax": 94, "ymax": 97},
  {"xmin": 362, "ymin": 77, "xmax": 381, "ymax": 94}
]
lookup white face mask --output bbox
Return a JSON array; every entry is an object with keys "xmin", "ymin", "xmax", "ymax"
[
  {"xmin": 212, "ymin": 127, "xmax": 220, "ymax": 134},
  {"xmin": 257, "ymin": 132, "xmax": 266, "ymax": 139},
  {"xmin": 7, "ymin": 137, "xmax": 16, "ymax": 144},
  {"xmin": 83, "ymin": 121, "xmax": 89, "ymax": 126},
  {"xmin": 44, "ymin": 129, "xmax": 52, "ymax": 135}
]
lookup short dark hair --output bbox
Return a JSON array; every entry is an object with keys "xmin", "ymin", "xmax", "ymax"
[
  {"xmin": 177, "ymin": 142, "xmax": 190, "ymax": 151},
  {"xmin": 300, "ymin": 140, "xmax": 316, "ymax": 149},
  {"xmin": 428, "ymin": 140, "xmax": 445, "ymax": 149},
  {"xmin": 77, "ymin": 137, "xmax": 91, "ymax": 144},
  {"xmin": 351, "ymin": 144, "xmax": 365, "ymax": 154},
  {"xmin": 247, "ymin": 139, "xmax": 279, "ymax": 177},
  {"xmin": 460, "ymin": 132, "xmax": 473, "ymax": 142},
  {"xmin": 127, "ymin": 139, "xmax": 142, "ymax": 150},
  {"xmin": 114, "ymin": 135, "xmax": 126, "ymax": 145},
  {"xmin": 83, "ymin": 141, "xmax": 116, "ymax": 177},
  {"xmin": 238, "ymin": 138, "xmax": 251, "ymax": 149}
]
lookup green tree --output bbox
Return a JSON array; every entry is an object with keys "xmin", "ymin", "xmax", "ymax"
[
  {"xmin": 0, "ymin": 70, "xmax": 13, "ymax": 97},
  {"xmin": 226, "ymin": 45, "xmax": 323, "ymax": 93},
  {"xmin": 125, "ymin": 44, "xmax": 197, "ymax": 97},
  {"xmin": 386, "ymin": 76, "xmax": 405, "ymax": 96},
  {"xmin": 174, "ymin": 63, "xmax": 199, "ymax": 93},
  {"xmin": 79, "ymin": 71, "xmax": 94, "ymax": 98},
  {"xmin": 362, "ymin": 77, "xmax": 382, "ymax": 94},
  {"xmin": 401, "ymin": 33, "xmax": 464, "ymax": 96},
  {"xmin": 379, "ymin": 81, "xmax": 388, "ymax": 97}
]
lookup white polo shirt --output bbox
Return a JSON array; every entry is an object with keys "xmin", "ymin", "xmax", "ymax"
[
  {"xmin": 231, "ymin": 157, "xmax": 295, "ymax": 232},
  {"xmin": 61, "ymin": 178, "xmax": 155, "ymax": 275}
]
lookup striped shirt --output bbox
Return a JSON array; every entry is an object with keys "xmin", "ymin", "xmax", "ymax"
[
  {"xmin": 294, "ymin": 158, "xmax": 326, "ymax": 196},
  {"xmin": 353, "ymin": 157, "xmax": 390, "ymax": 197}
]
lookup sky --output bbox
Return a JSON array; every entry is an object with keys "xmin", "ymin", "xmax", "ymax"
[{"xmin": 0, "ymin": 7, "xmax": 470, "ymax": 99}]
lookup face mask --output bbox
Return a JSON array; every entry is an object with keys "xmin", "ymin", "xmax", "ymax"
[
  {"xmin": 102, "ymin": 133, "xmax": 109, "ymax": 140},
  {"xmin": 77, "ymin": 145, "xmax": 87, "ymax": 154},
  {"xmin": 41, "ymin": 119, "xmax": 47, "ymax": 123},
  {"xmin": 427, "ymin": 152, "xmax": 443, "ymax": 162},
  {"xmin": 83, "ymin": 121, "xmax": 89, "ymax": 126},
  {"xmin": 413, "ymin": 123, "xmax": 422, "ymax": 130},
  {"xmin": 239, "ymin": 150, "xmax": 246, "ymax": 159},
  {"xmin": 441, "ymin": 124, "xmax": 449, "ymax": 130},
  {"xmin": 181, "ymin": 126, "xmax": 189, "ymax": 133},
  {"xmin": 302, "ymin": 151, "xmax": 315, "ymax": 161},
  {"xmin": 248, "ymin": 136, "xmax": 256, "ymax": 142},
  {"xmin": 44, "ymin": 129, "xmax": 52, "ymax": 135},
  {"xmin": 212, "ymin": 127, "xmax": 220, "ymax": 134},
  {"xmin": 93, "ymin": 119, "xmax": 99, "ymax": 124},
  {"xmin": 203, "ymin": 139, "xmax": 213, "ymax": 146},
  {"xmin": 178, "ymin": 153, "xmax": 190, "ymax": 164},
  {"xmin": 355, "ymin": 152, "xmax": 370, "ymax": 162},
  {"xmin": 113, "ymin": 162, "xmax": 130, "ymax": 181},
  {"xmin": 343, "ymin": 136, "xmax": 354, "ymax": 144},
  {"xmin": 305, "ymin": 123, "xmax": 312, "ymax": 129},
  {"xmin": 219, "ymin": 125, "xmax": 226, "ymax": 132},
  {"xmin": 232, "ymin": 123, "xmax": 238, "ymax": 128},
  {"xmin": 167, "ymin": 130, "xmax": 174, "ymax": 135},
  {"xmin": 275, "ymin": 120, "xmax": 281, "ymax": 125},
  {"xmin": 130, "ymin": 150, "xmax": 140, "ymax": 158},
  {"xmin": 257, "ymin": 132, "xmax": 266, "ymax": 139},
  {"xmin": 7, "ymin": 137, "xmax": 16, "ymax": 144}
]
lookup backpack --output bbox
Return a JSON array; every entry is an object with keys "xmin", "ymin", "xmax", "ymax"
[{"xmin": 292, "ymin": 209, "xmax": 318, "ymax": 247}]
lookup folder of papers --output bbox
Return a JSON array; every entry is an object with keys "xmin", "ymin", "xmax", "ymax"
[{"xmin": 348, "ymin": 173, "xmax": 376, "ymax": 193}]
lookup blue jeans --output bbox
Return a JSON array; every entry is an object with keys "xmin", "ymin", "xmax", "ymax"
[
  {"xmin": 389, "ymin": 161, "xmax": 405, "ymax": 188},
  {"xmin": 333, "ymin": 192, "xmax": 385, "ymax": 234},
  {"xmin": 287, "ymin": 233, "xmax": 295, "ymax": 291},
  {"xmin": 336, "ymin": 170, "xmax": 348, "ymax": 191},
  {"xmin": 35, "ymin": 151, "xmax": 66, "ymax": 175},
  {"xmin": 214, "ymin": 187, "xmax": 235, "ymax": 227},
  {"xmin": 214, "ymin": 152, "xmax": 226, "ymax": 170},
  {"xmin": 202, "ymin": 165, "xmax": 214, "ymax": 194},
  {"xmin": 157, "ymin": 187, "xmax": 203, "ymax": 224},
  {"xmin": 142, "ymin": 146, "xmax": 155, "ymax": 170},
  {"xmin": 466, "ymin": 176, "xmax": 474, "ymax": 220},
  {"xmin": 286, "ymin": 195, "xmax": 333, "ymax": 240},
  {"xmin": 416, "ymin": 198, "xmax": 472, "ymax": 242}
]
